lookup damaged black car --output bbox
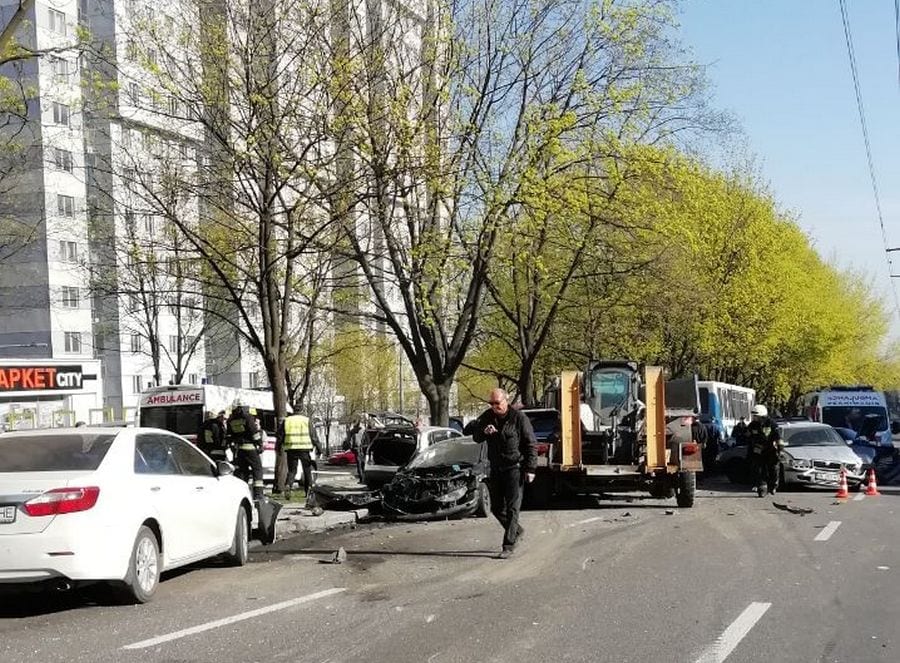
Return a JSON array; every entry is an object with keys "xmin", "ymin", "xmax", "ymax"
[{"xmin": 381, "ymin": 437, "xmax": 490, "ymax": 521}]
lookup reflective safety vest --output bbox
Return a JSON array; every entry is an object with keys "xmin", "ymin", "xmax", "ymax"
[
  {"xmin": 283, "ymin": 415, "xmax": 313, "ymax": 451},
  {"xmin": 228, "ymin": 415, "xmax": 261, "ymax": 451}
]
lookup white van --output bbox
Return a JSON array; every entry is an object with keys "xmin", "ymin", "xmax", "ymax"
[{"xmin": 800, "ymin": 387, "xmax": 895, "ymax": 448}]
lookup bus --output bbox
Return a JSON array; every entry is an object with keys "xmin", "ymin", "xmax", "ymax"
[
  {"xmin": 696, "ymin": 381, "xmax": 756, "ymax": 442},
  {"xmin": 137, "ymin": 384, "xmax": 278, "ymax": 443}
]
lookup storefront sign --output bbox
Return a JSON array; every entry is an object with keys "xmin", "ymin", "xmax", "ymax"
[{"xmin": 0, "ymin": 365, "xmax": 83, "ymax": 392}]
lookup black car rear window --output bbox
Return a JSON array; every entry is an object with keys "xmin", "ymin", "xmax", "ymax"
[{"xmin": 0, "ymin": 433, "xmax": 116, "ymax": 472}]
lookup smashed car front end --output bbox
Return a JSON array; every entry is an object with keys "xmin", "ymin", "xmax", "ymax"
[{"xmin": 382, "ymin": 466, "xmax": 481, "ymax": 521}]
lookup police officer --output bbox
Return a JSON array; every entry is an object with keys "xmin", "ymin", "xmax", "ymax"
[
  {"xmin": 279, "ymin": 404, "xmax": 323, "ymax": 500},
  {"xmin": 745, "ymin": 405, "xmax": 781, "ymax": 497},
  {"xmin": 198, "ymin": 410, "xmax": 227, "ymax": 462},
  {"xmin": 468, "ymin": 388, "xmax": 538, "ymax": 559},
  {"xmin": 227, "ymin": 403, "xmax": 264, "ymax": 499}
]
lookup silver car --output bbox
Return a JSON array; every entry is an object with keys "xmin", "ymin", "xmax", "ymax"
[
  {"xmin": 779, "ymin": 422, "xmax": 864, "ymax": 488},
  {"xmin": 716, "ymin": 421, "xmax": 865, "ymax": 488}
]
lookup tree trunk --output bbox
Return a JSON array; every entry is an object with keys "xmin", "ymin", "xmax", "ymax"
[
  {"xmin": 268, "ymin": 355, "xmax": 289, "ymax": 493},
  {"xmin": 421, "ymin": 379, "xmax": 451, "ymax": 427}
]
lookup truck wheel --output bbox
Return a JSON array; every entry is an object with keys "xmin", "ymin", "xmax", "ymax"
[
  {"xmin": 676, "ymin": 471, "xmax": 696, "ymax": 508},
  {"xmin": 474, "ymin": 482, "xmax": 490, "ymax": 518}
]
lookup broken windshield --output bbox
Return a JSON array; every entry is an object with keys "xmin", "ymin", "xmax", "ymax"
[{"xmin": 405, "ymin": 439, "xmax": 482, "ymax": 469}]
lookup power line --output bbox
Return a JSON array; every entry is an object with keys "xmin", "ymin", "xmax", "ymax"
[
  {"xmin": 838, "ymin": 0, "xmax": 900, "ymax": 321},
  {"xmin": 895, "ymin": 0, "xmax": 900, "ymax": 86}
]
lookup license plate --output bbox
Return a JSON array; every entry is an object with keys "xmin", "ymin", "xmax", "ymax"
[
  {"xmin": 815, "ymin": 472, "xmax": 839, "ymax": 483},
  {"xmin": 0, "ymin": 505, "xmax": 15, "ymax": 524}
]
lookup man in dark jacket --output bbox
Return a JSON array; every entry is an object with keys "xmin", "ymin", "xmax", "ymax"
[
  {"xmin": 468, "ymin": 389, "xmax": 538, "ymax": 558},
  {"xmin": 745, "ymin": 405, "xmax": 781, "ymax": 497},
  {"xmin": 198, "ymin": 410, "xmax": 227, "ymax": 462}
]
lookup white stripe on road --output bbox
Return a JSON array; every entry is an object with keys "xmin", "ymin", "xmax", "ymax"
[
  {"xmin": 853, "ymin": 493, "xmax": 866, "ymax": 502},
  {"xmin": 567, "ymin": 516, "xmax": 602, "ymax": 528},
  {"xmin": 814, "ymin": 521, "xmax": 842, "ymax": 542},
  {"xmin": 694, "ymin": 602, "xmax": 771, "ymax": 663},
  {"xmin": 122, "ymin": 588, "xmax": 346, "ymax": 650}
]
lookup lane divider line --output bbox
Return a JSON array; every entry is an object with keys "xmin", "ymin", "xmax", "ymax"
[
  {"xmin": 853, "ymin": 493, "xmax": 865, "ymax": 502},
  {"xmin": 814, "ymin": 521, "xmax": 842, "ymax": 542},
  {"xmin": 122, "ymin": 587, "xmax": 346, "ymax": 650},
  {"xmin": 694, "ymin": 602, "xmax": 772, "ymax": 663}
]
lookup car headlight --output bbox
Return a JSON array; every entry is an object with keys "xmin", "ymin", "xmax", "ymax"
[{"xmin": 785, "ymin": 455, "xmax": 811, "ymax": 469}]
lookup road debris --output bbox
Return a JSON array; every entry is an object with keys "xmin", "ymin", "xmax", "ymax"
[
  {"xmin": 321, "ymin": 546, "xmax": 348, "ymax": 564},
  {"xmin": 772, "ymin": 502, "xmax": 814, "ymax": 515}
]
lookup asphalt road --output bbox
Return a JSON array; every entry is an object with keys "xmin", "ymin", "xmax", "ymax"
[{"xmin": 2, "ymin": 477, "xmax": 899, "ymax": 663}]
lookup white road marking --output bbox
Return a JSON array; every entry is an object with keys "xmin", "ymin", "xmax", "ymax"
[
  {"xmin": 567, "ymin": 516, "xmax": 602, "ymax": 528},
  {"xmin": 853, "ymin": 494, "xmax": 866, "ymax": 502},
  {"xmin": 694, "ymin": 602, "xmax": 772, "ymax": 663},
  {"xmin": 814, "ymin": 521, "xmax": 842, "ymax": 542},
  {"xmin": 122, "ymin": 588, "xmax": 346, "ymax": 650}
]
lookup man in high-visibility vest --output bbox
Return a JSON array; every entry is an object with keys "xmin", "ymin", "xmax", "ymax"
[
  {"xmin": 227, "ymin": 403, "xmax": 265, "ymax": 499},
  {"xmin": 278, "ymin": 405, "xmax": 323, "ymax": 501}
]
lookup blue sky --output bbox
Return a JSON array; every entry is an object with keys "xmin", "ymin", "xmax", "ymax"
[{"xmin": 678, "ymin": 0, "xmax": 900, "ymax": 318}]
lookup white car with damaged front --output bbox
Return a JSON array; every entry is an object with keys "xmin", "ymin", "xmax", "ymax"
[
  {"xmin": 779, "ymin": 422, "xmax": 865, "ymax": 489},
  {"xmin": 0, "ymin": 427, "xmax": 253, "ymax": 603}
]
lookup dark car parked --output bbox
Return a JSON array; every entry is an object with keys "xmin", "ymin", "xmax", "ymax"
[{"xmin": 381, "ymin": 437, "xmax": 490, "ymax": 521}]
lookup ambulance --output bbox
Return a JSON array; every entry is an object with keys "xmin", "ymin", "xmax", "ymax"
[{"xmin": 800, "ymin": 386, "xmax": 897, "ymax": 448}]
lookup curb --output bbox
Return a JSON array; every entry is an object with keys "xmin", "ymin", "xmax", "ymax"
[{"xmin": 249, "ymin": 506, "xmax": 369, "ymax": 549}]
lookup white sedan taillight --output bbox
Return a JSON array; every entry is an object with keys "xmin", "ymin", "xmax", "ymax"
[{"xmin": 23, "ymin": 487, "xmax": 101, "ymax": 517}]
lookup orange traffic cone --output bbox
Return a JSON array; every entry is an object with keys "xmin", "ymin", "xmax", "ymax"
[
  {"xmin": 865, "ymin": 468, "xmax": 881, "ymax": 496},
  {"xmin": 835, "ymin": 468, "xmax": 849, "ymax": 499}
]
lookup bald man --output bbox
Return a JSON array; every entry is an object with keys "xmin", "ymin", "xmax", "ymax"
[{"xmin": 468, "ymin": 388, "xmax": 538, "ymax": 558}]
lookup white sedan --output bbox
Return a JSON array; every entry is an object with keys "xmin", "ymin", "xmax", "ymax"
[{"xmin": 0, "ymin": 427, "xmax": 254, "ymax": 603}]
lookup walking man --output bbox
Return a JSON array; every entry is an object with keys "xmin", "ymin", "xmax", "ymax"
[
  {"xmin": 279, "ymin": 404, "xmax": 324, "ymax": 501},
  {"xmin": 745, "ymin": 404, "xmax": 781, "ymax": 497},
  {"xmin": 469, "ymin": 388, "xmax": 538, "ymax": 559}
]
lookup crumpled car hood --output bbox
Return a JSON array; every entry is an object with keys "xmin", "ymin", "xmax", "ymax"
[{"xmin": 381, "ymin": 464, "xmax": 483, "ymax": 520}]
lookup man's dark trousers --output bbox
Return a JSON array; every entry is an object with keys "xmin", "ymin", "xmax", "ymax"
[
  {"xmin": 488, "ymin": 467, "xmax": 524, "ymax": 550},
  {"xmin": 286, "ymin": 449, "xmax": 314, "ymax": 493}
]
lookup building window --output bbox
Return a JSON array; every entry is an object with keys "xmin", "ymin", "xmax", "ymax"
[
  {"xmin": 129, "ymin": 82, "xmax": 140, "ymax": 104},
  {"xmin": 50, "ymin": 56, "xmax": 69, "ymax": 80},
  {"xmin": 169, "ymin": 335, "xmax": 178, "ymax": 353},
  {"xmin": 121, "ymin": 128, "xmax": 132, "ymax": 148},
  {"xmin": 52, "ymin": 102, "xmax": 70, "ymax": 126},
  {"xmin": 61, "ymin": 286, "xmax": 80, "ymax": 308},
  {"xmin": 248, "ymin": 372, "xmax": 259, "ymax": 389},
  {"xmin": 168, "ymin": 96, "xmax": 179, "ymax": 116},
  {"xmin": 170, "ymin": 373, "xmax": 177, "ymax": 385},
  {"xmin": 57, "ymin": 194, "xmax": 75, "ymax": 217},
  {"xmin": 147, "ymin": 48, "xmax": 157, "ymax": 65},
  {"xmin": 54, "ymin": 148, "xmax": 73, "ymax": 172},
  {"xmin": 130, "ymin": 333, "xmax": 141, "ymax": 353},
  {"xmin": 188, "ymin": 373, "xmax": 198, "ymax": 384},
  {"xmin": 126, "ymin": 39, "xmax": 138, "ymax": 60},
  {"xmin": 132, "ymin": 375, "xmax": 144, "ymax": 394},
  {"xmin": 124, "ymin": 207, "xmax": 135, "ymax": 228},
  {"xmin": 64, "ymin": 332, "xmax": 82, "ymax": 353},
  {"xmin": 128, "ymin": 293, "xmax": 140, "ymax": 310},
  {"xmin": 59, "ymin": 240, "xmax": 78, "ymax": 262},
  {"xmin": 143, "ymin": 214, "xmax": 154, "ymax": 234},
  {"xmin": 49, "ymin": 8, "xmax": 67, "ymax": 35}
]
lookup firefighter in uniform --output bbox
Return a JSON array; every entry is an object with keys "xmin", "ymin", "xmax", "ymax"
[
  {"xmin": 227, "ymin": 403, "xmax": 264, "ymax": 499},
  {"xmin": 745, "ymin": 404, "xmax": 781, "ymax": 497},
  {"xmin": 198, "ymin": 410, "xmax": 227, "ymax": 462},
  {"xmin": 279, "ymin": 405, "xmax": 323, "ymax": 500}
]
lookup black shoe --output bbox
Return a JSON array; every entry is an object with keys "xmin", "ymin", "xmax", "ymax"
[
  {"xmin": 497, "ymin": 547, "xmax": 515, "ymax": 560},
  {"xmin": 757, "ymin": 487, "xmax": 765, "ymax": 498},
  {"xmin": 516, "ymin": 524, "xmax": 525, "ymax": 541}
]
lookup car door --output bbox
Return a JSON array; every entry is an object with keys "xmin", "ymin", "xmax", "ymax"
[
  {"xmin": 133, "ymin": 433, "xmax": 191, "ymax": 563},
  {"xmin": 166, "ymin": 437, "xmax": 231, "ymax": 553}
]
